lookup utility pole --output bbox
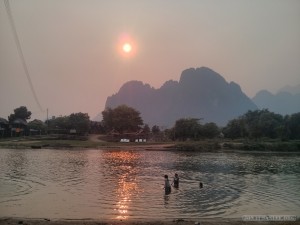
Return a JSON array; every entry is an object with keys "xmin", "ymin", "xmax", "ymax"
[{"xmin": 47, "ymin": 108, "xmax": 49, "ymax": 135}]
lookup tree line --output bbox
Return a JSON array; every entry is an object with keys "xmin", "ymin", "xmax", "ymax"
[
  {"xmin": 223, "ymin": 109, "xmax": 300, "ymax": 140},
  {"xmin": 1, "ymin": 106, "xmax": 90, "ymax": 136},
  {"xmin": 1, "ymin": 105, "xmax": 299, "ymax": 140},
  {"xmin": 168, "ymin": 109, "xmax": 300, "ymax": 141}
]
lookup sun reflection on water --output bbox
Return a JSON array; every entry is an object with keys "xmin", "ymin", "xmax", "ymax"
[
  {"xmin": 107, "ymin": 151, "xmax": 141, "ymax": 220},
  {"xmin": 1, "ymin": 149, "xmax": 300, "ymax": 219},
  {"xmin": 116, "ymin": 178, "xmax": 138, "ymax": 219}
]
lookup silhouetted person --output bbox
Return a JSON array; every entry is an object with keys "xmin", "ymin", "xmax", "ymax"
[
  {"xmin": 199, "ymin": 182, "xmax": 203, "ymax": 189},
  {"xmin": 172, "ymin": 173, "xmax": 179, "ymax": 188},
  {"xmin": 164, "ymin": 175, "xmax": 171, "ymax": 195}
]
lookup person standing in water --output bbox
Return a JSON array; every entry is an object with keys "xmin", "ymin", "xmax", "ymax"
[
  {"xmin": 172, "ymin": 173, "xmax": 179, "ymax": 188},
  {"xmin": 164, "ymin": 175, "xmax": 171, "ymax": 195},
  {"xmin": 199, "ymin": 182, "xmax": 203, "ymax": 189}
]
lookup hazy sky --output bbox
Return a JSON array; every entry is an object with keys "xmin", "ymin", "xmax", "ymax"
[{"xmin": 1, "ymin": 0, "xmax": 300, "ymax": 121}]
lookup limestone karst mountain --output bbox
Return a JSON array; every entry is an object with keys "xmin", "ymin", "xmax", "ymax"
[
  {"xmin": 253, "ymin": 89, "xmax": 300, "ymax": 115},
  {"xmin": 105, "ymin": 67, "xmax": 257, "ymax": 127}
]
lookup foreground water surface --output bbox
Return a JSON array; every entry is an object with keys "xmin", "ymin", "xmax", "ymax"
[{"xmin": 0, "ymin": 148, "xmax": 299, "ymax": 220}]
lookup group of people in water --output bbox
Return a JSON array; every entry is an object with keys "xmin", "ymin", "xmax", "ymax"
[
  {"xmin": 164, "ymin": 173, "xmax": 203, "ymax": 195},
  {"xmin": 164, "ymin": 174, "xmax": 179, "ymax": 194}
]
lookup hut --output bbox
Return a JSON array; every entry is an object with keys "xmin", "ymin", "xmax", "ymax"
[
  {"xmin": 107, "ymin": 129, "xmax": 148, "ymax": 142},
  {"xmin": 10, "ymin": 118, "xmax": 28, "ymax": 136},
  {"xmin": 0, "ymin": 117, "xmax": 9, "ymax": 137}
]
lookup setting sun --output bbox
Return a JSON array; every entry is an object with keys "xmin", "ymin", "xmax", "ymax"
[
  {"xmin": 123, "ymin": 43, "xmax": 132, "ymax": 53},
  {"xmin": 117, "ymin": 33, "xmax": 137, "ymax": 58}
]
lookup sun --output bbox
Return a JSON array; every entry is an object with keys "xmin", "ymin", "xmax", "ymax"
[
  {"xmin": 122, "ymin": 43, "xmax": 132, "ymax": 53},
  {"xmin": 117, "ymin": 33, "xmax": 137, "ymax": 58}
]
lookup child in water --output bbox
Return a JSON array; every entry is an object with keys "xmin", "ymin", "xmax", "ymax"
[
  {"xmin": 164, "ymin": 175, "xmax": 171, "ymax": 195},
  {"xmin": 199, "ymin": 182, "xmax": 203, "ymax": 188},
  {"xmin": 172, "ymin": 173, "xmax": 179, "ymax": 188}
]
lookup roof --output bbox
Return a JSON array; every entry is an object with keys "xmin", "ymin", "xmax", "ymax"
[
  {"xmin": 12, "ymin": 118, "xmax": 28, "ymax": 126},
  {"xmin": 0, "ymin": 117, "xmax": 8, "ymax": 124}
]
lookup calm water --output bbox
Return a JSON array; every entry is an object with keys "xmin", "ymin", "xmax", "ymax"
[{"xmin": 0, "ymin": 148, "xmax": 299, "ymax": 221}]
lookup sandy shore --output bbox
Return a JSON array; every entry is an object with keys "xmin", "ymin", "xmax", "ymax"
[{"xmin": 1, "ymin": 218, "xmax": 299, "ymax": 225}]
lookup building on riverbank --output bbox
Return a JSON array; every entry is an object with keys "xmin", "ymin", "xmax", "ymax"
[{"xmin": 0, "ymin": 117, "xmax": 9, "ymax": 137}]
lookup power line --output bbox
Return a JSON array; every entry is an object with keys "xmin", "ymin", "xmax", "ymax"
[{"xmin": 4, "ymin": 0, "xmax": 43, "ymax": 111}]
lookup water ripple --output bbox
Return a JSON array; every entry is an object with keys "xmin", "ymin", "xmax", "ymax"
[{"xmin": 0, "ymin": 149, "xmax": 299, "ymax": 220}]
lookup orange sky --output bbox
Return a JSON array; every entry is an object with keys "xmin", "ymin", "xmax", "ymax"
[{"xmin": 1, "ymin": 0, "xmax": 300, "ymax": 121}]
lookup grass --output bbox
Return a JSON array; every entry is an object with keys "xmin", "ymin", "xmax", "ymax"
[
  {"xmin": 0, "ymin": 135, "xmax": 172, "ymax": 150},
  {"xmin": 173, "ymin": 140, "xmax": 222, "ymax": 151},
  {"xmin": 1, "ymin": 135, "xmax": 300, "ymax": 152},
  {"xmin": 222, "ymin": 139, "xmax": 300, "ymax": 152},
  {"xmin": 172, "ymin": 139, "xmax": 300, "ymax": 152}
]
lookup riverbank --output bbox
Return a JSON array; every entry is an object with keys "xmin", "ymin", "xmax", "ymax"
[
  {"xmin": 1, "ymin": 218, "xmax": 299, "ymax": 225},
  {"xmin": 0, "ymin": 135, "xmax": 175, "ymax": 151},
  {"xmin": 0, "ymin": 135, "xmax": 299, "ymax": 152},
  {"xmin": 175, "ymin": 140, "xmax": 300, "ymax": 152}
]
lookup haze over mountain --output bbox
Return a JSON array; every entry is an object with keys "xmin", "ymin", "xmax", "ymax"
[
  {"xmin": 278, "ymin": 84, "xmax": 300, "ymax": 95},
  {"xmin": 105, "ymin": 67, "xmax": 257, "ymax": 127},
  {"xmin": 253, "ymin": 84, "xmax": 300, "ymax": 115}
]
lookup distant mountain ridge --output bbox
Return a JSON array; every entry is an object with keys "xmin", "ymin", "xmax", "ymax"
[
  {"xmin": 105, "ymin": 67, "xmax": 257, "ymax": 127},
  {"xmin": 253, "ymin": 89, "xmax": 300, "ymax": 115},
  {"xmin": 278, "ymin": 84, "xmax": 300, "ymax": 95}
]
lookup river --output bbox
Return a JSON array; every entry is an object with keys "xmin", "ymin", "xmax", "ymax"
[{"xmin": 0, "ymin": 148, "xmax": 299, "ymax": 221}]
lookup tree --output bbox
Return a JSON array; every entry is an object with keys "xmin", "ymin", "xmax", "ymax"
[
  {"xmin": 102, "ymin": 107, "xmax": 114, "ymax": 132},
  {"xmin": 258, "ymin": 111, "xmax": 283, "ymax": 138},
  {"xmin": 201, "ymin": 122, "xmax": 219, "ymax": 138},
  {"xmin": 288, "ymin": 112, "xmax": 300, "ymax": 139},
  {"xmin": 223, "ymin": 109, "xmax": 286, "ymax": 139},
  {"xmin": 47, "ymin": 113, "xmax": 90, "ymax": 134},
  {"xmin": 102, "ymin": 105, "xmax": 143, "ymax": 133},
  {"xmin": 242, "ymin": 109, "xmax": 284, "ymax": 139},
  {"xmin": 48, "ymin": 116, "xmax": 70, "ymax": 130},
  {"xmin": 142, "ymin": 124, "xmax": 150, "ymax": 134},
  {"xmin": 28, "ymin": 119, "xmax": 47, "ymax": 133},
  {"xmin": 223, "ymin": 118, "xmax": 247, "ymax": 139},
  {"xmin": 151, "ymin": 125, "xmax": 160, "ymax": 134},
  {"xmin": 90, "ymin": 121, "xmax": 105, "ymax": 134},
  {"xmin": 174, "ymin": 118, "xmax": 201, "ymax": 141},
  {"xmin": 242, "ymin": 110, "xmax": 263, "ymax": 139},
  {"xmin": 151, "ymin": 125, "xmax": 164, "ymax": 141},
  {"xmin": 69, "ymin": 112, "xmax": 90, "ymax": 134},
  {"xmin": 8, "ymin": 106, "xmax": 32, "ymax": 122}
]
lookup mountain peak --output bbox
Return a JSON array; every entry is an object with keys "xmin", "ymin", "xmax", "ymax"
[
  {"xmin": 119, "ymin": 80, "xmax": 153, "ymax": 93},
  {"xmin": 277, "ymin": 84, "xmax": 300, "ymax": 95},
  {"xmin": 179, "ymin": 67, "xmax": 226, "ymax": 85},
  {"xmin": 105, "ymin": 67, "xmax": 257, "ymax": 126},
  {"xmin": 253, "ymin": 89, "xmax": 300, "ymax": 115}
]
